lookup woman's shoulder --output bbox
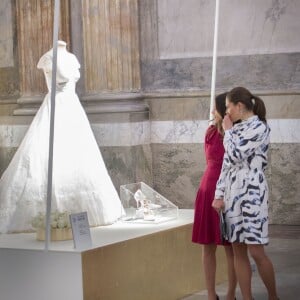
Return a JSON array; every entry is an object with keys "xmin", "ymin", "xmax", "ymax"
[
  {"xmin": 236, "ymin": 116, "xmax": 270, "ymax": 140},
  {"xmin": 206, "ymin": 124, "xmax": 217, "ymax": 134},
  {"xmin": 235, "ymin": 116, "xmax": 266, "ymax": 129},
  {"xmin": 249, "ymin": 116, "xmax": 270, "ymax": 132},
  {"xmin": 205, "ymin": 125, "xmax": 222, "ymax": 142}
]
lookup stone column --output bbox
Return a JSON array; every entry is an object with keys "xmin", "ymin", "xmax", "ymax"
[
  {"xmin": 14, "ymin": 0, "xmax": 71, "ymax": 115},
  {"xmin": 72, "ymin": 0, "xmax": 147, "ymax": 114}
]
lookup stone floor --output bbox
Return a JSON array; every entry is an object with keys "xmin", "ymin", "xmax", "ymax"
[{"xmin": 182, "ymin": 225, "xmax": 300, "ymax": 300}]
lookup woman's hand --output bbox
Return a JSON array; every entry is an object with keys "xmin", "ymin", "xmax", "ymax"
[
  {"xmin": 212, "ymin": 198, "xmax": 225, "ymax": 212},
  {"xmin": 222, "ymin": 114, "xmax": 233, "ymax": 131}
]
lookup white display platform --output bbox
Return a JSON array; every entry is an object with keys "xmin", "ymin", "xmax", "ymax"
[
  {"xmin": 0, "ymin": 209, "xmax": 193, "ymax": 252},
  {"xmin": 0, "ymin": 209, "xmax": 198, "ymax": 300}
]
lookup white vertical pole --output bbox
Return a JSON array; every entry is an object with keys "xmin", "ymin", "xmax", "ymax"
[
  {"xmin": 45, "ymin": 0, "xmax": 60, "ymax": 251},
  {"xmin": 209, "ymin": 0, "xmax": 220, "ymax": 122}
]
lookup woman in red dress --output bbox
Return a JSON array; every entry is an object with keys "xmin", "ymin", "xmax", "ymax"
[{"xmin": 192, "ymin": 93, "xmax": 237, "ymax": 300}]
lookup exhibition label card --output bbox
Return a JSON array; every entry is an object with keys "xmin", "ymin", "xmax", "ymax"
[{"xmin": 70, "ymin": 212, "xmax": 92, "ymax": 250}]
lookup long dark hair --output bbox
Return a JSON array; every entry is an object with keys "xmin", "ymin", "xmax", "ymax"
[
  {"xmin": 226, "ymin": 87, "xmax": 267, "ymax": 123},
  {"xmin": 215, "ymin": 92, "xmax": 227, "ymax": 135},
  {"xmin": 215, "ymin": 92, "xmax": 227, "ymax": 118}
]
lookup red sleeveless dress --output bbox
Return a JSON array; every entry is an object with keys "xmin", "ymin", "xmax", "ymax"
[{"xmin": 192, "ymin": 125, "xmax": 229, "ymax": 245}]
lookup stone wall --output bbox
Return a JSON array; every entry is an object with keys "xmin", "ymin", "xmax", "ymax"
[
  {"xmin": 139, "ymin": 0, "xmax": 300, "ymax": 225},
  {"xmin": 0, "ymin": 0, "xmax": 299, "ymax": 225},
  {"xmin": 145, "ymin": 94, "xmax": 300, "ymax": 225},
  {"xmin": 0, "ymin": 0, "xmax": 19, "ymax": 114}
]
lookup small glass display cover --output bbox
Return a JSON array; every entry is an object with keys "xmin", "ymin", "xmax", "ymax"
[{"xmin": 120, "ymin": 182, "xmax": 178, "ymax": 224}]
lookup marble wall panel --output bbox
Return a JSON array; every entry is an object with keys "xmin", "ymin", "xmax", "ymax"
[
  {"xmin": 101, "ymin": 145, "xmax": 153, "ymax": 192},
  {"xmin": 269, "ymin": 144, "xmax": 300, "ymax": 225},
  {"xmin": 147, "ymin": 94, "xmax": 300, "ymax": 121},
  {"xmin": 151, "ymin": 143, "xmax": 204, "ymax": 209},
  {"xmin": 141, "ymin": 53, "xmax": 300, "ymax": 92},
  {"xmin": 3, "ymin": 116, "xmax": 298, "ymax": 148},
  {"xmin": 0, "ymin": 124, "xmax": 28, "ymax": 147},
  {"xmin": 0, "ymin": 0, "xmax": 14, "ymax": 68},
  {"xmin": 149, "ymin": 119, "xmax": 300, "ymax": 144},
  {"xmin": 0, "ymin": 103, "xmax": 18, "ymax": 116},
  {"xmin": 147, "ymin": 97, "xmax": 210, "ymax": 121},
  {"xmin": 158, "ymin": 0, "xmax": 300, "ymax": 59},
  {"xmin": 0, "ymin": 0, "xmax": 19, "ymax": 99},
  {"xmin": 151, "ymin": 143, "xmax": 300, "ymax": 224},
  {"xmin": 0, "ymin": 147, "xmax": 16, "ymax": 177},
  {"xmin": 91, "ymin": 121, "xmax": 150, "ymax": 147},
  {"xmin": 140, "ymin": 0, "xmax": 300, "ymax": 93},
  {"xmin": 263, "ymin": 94, "xmax": 300, "ymax": 119},
  {"xmin": 0, "ymin": 68, "xmax": 19, "ymax": 98}
]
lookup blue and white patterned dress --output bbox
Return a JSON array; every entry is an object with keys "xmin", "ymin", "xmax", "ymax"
[{"xmin": 215, "ymin": 115, "xmax": 270, "ymax": 244}]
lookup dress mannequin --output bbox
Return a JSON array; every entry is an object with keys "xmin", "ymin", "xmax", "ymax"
[{"xmin": 0, "ymin": 41, "xmax": 123, "ymax": 233}]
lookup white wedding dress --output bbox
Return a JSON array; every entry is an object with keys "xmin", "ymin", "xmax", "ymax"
[{"xmin": 0, "ymin": 42, "xmax": 123, "ymax": 233}]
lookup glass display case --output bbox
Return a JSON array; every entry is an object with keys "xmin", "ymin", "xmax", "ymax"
[{"xmin": 120, "ymin": 182, "xmax": 178, "ymax": 224}]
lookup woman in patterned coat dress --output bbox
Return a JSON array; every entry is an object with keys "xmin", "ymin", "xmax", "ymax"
[{"xmin": 212, "ymin": 87, "xmax": 279, "ymax": 300}]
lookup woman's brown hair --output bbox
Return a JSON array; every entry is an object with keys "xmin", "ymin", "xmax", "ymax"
[
  {"xmin": 226, "ymin": 87, "xmax": 267, "ymax": 123},
  {"xmin": 215, "ymin": 92, "xmax": 227, "ymax": 135}
]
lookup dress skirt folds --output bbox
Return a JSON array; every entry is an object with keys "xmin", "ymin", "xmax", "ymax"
[{"xmin": 192, "ymin": 126, "xmax": 230, "ymax": 245}]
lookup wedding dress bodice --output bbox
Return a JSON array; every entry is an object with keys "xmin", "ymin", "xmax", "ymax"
[{"xmin": 37, "ymin": 41, "xmax": 80, "ymax": 93}]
